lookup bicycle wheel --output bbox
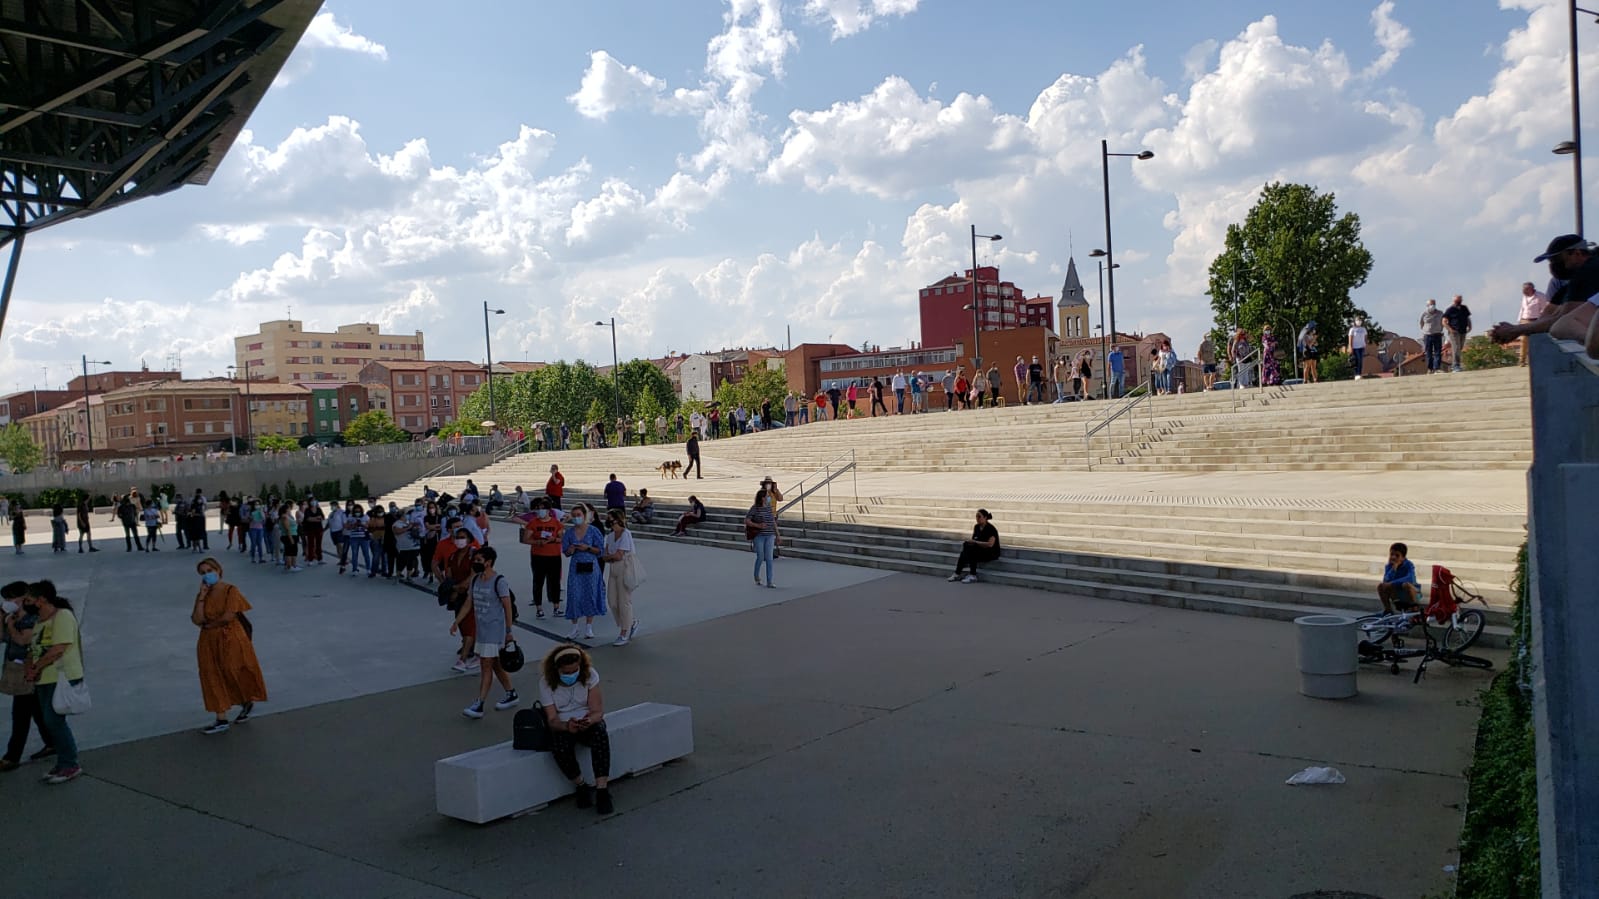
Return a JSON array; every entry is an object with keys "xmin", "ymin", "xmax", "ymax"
[
  {"xmin": 1356, "ymin": 614, "xmax": 1395, "ymax": 647},
  {"xmin": 1443, "ymin": 609, "xmax": 1485, "ymax": 654}
]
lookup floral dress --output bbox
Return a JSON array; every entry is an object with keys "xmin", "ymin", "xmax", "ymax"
[
  {"xmin": 562, "ymin": 524, "xmax": 608, "ymax": 620},
  {"xmin": 1261, "ymin": 331, "xmax": 1282, "ymax": 385}
]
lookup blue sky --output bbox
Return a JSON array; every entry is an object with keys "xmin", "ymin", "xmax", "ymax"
[{"xmin": 1, "ymin": 0, "xmax": 1586, "ymax": 390}]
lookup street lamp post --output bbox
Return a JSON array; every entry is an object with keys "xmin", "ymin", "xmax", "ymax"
[
  {"xmin": 1555, "ymin": 5, "xmax": 1599, "ymax": 234},
  {"xmin": 482, "ymin": 301, "xmax": 506, "ymax": 425},
  {"xmin": 80, "ymin": 356, "xmax": 111, "ymax": 465},
  {"xmin": 227, "ymin": 360, "xmax": 254, "ymax": 452},
  {"xmin": 1100, "ymin": 140, "xmax": 1154, "ymax": 348},
  {"xmin": 1089, "ymin": 251, "xmax": 1120, "ymax": 398},
  {"xmin": 969, "ymin": 225, "xmax": 1002, "ymax": 369},
  {"xmin": 595, "ymin": 317, "xmax": 622, "ymax": 425}
]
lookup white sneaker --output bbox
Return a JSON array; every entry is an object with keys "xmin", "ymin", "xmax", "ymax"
[
  {"xmin": 611, "ymin": 635, "xmax": 629, "ymax": 647},
  {"xmin": 961, "ymin": 574, "xmax": 978, "ymax": 584},
  {"xmin": 946, "ymin": 574, "xmax": 961, "ymax": 582},
  {"xmin": 584, "ymin": 625, "xmax": 595, "ymax": 639},
  {"xmin": 568, "ymin": 626, "xmax": 582, "ymax": 640},
  {"xmin": 494, "ymin": 691, "xmax": 519, "ymax": 711},
  {"xmin": 628, "ymin": 620, "xmax": 638, "ymax": 639}
]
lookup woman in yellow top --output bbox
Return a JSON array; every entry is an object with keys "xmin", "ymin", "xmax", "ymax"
[
  {"xmin": 25, "ymin": 580, "xmax": 83, "ymax": 784},
  {"xmin": 192, "ymin": 558, "xmax": 268, "ymax": 735}
]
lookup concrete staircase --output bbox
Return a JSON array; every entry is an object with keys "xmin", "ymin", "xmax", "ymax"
[{"xmin": 376, "ymin": 367, "xmax": 1529, "ymax": 645}]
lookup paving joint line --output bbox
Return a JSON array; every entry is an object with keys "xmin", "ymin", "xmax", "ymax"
[{"xmin": 80, "ymin": 774, "xmax": 481, "ymax": 899}]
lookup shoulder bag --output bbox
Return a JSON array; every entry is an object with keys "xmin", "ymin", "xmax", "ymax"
[
  {"xmin": 48, "ymin": 607, "xmax": 92, "ymax": 715},
  {"xmin": 622, "ymin": 550, "xmax": 646, "ymax": 591},
  {"xmin": 0, "ymin": 660, "xmax": 29, "ymax": 696}
]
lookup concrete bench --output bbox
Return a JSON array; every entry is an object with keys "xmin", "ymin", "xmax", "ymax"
[{"xmin": 435, "ymin": 702, "xmax": 693, "ymax": 823}]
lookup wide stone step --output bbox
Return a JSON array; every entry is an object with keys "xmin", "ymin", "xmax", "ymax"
[{"xmin": 626, "ymin": 524, "xmax": 1514, "ymax": 648}]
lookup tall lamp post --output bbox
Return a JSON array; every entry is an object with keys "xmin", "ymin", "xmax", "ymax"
[
  {"xmin": 1089, "ymin": 250, "xmax": 1119, "ymax": 398},
  {"xmin": 595, "ymin": 317, "xmax": 622, "ymax": 424},
  {"xmin": 80, "ymin": 356, "xmax": 111, "ymax": 465},
  {"xmin": 1554, "ymin": 5, "xmax": 1599, "ymax": 234},
  {"xmin": 1100, "ymin": 140, "xmax": 1154, "ymax": 346},
  {"xmin": 482, "ymin": 301, "xmax": 505, "ymax": 425},
  {"xmin": 969, "ymin": 225, "xmax": 1003, "ymax": 369},
  {"xmin": 226, "ymin": 360, "xmax": 254, "ymax": 453}
]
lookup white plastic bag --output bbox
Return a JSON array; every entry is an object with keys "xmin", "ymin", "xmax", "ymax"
[
  {"xmin": 51, "ymin": 678, "xmax": 92, "ymax": 716},
  {"xmin": 1285, "ymin": 766, "xmax": 1345, "ymax": 785}
]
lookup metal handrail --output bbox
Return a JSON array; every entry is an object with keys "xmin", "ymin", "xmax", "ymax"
[
  {"xmin": 493, "ymin": 438, "xmax": 527, "ymax": 463},
  {"xmin": 1227, "ymin": 349, "xmax": 1263, "ymax": 413},
  {"xmin": 776, "ymin": 449, "xmax": 857, "ymax": 522},
  {"xmin": 419, "ymin": 459, "xmax": 456, "ymax": 482},
  {"xmin": 1083, "ymin": 378, "xmax": 1155, "ymax": 469}
]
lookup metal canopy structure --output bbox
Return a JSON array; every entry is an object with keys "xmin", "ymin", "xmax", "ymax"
[{"xmin": 0, "ymin": 0, "xmax": 323, "ymax": 339}]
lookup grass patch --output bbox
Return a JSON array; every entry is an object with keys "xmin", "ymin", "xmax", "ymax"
[{"xmin": 1455, "ymin": 541, "xmax": 1539, "ymax": 897}]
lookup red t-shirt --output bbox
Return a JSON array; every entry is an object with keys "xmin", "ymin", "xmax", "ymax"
[
  {"xmin": 545, "ymin": 473, "xmax": 564, "ymax": 498},
  {"xmin": 522, "ymin": 515, "xmax": 563, "ymax": 557}
]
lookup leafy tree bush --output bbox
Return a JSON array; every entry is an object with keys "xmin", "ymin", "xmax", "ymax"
[
  {"xmin": 1462, "ymin": 335, "xmax": 1517, "ymax": 371},
  {"xmin": 344, "ymin": 411, "xmax": 410, "ymax": 445},
  {"xmin": 1207, "ymin": 182, "xmax": 1377, "ymax": 345},
  {"xmin": 347, "ymin": 473, "xmax": 370, "ymax": 501},
  {"xmin": 0, "ymin": 423, "xmax": 43, "ymax": 474},
  {"xmin": 714, "ymin": 362, "xmax": 788, "ymax": 414},
  {"xmin": 255, "ymin": 434, "xmax": 299, "ymax": 452},
  {"xmin": 1317, "ymin": 352, "xmax": 1354, "ymax": 382}
]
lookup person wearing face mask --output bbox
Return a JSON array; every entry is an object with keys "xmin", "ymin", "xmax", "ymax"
[
  {"xmin": 1419, "ymin": 299, "xmax": 1445, "ymax": 373},
  {"xmin": 521, "ymin": 499, "xmax": 564, "ymax": 620},
  {"xmin": 539, "ymin": 644, "xmax": 614, "ymax": 815},
  {"xmin": 440, "ymin": 526, "xmax": 482, "ymax": 673},
  {"xmin": 344, "ymin": 504, "xmax": 371, "ymax": 576},
  {"xmin": 420, "ymin": 502, "xmax": 442, "ymax": 584},
  {"xmin": 0, "ymin": 581, "xmax": 54, "ymax": 771},
  {"xmin": 246, "ymin": 500, "xmax": 266, "ymax": 563},
  {"xmin": 456, "ymin": 546, "xmax": 518, "ymax": 719},
  {"xmin": 561, "ymin": 506, "xmax": 607, "ymax": 641},
  {"xmin": 25, "ymin": 581, "xmax": 83, "ymax": 783},
  {"xmin": 327, "ymin": 501, "xmax": 347, "ymax": 572},
  {"xmin": 301, "ymin": 498, "xmax": 325, "ymax": 566},
  {"xmin": 1491, "ymin": 234, "xmax": 1599, "ymax": 357},
  {"xmin": 191, "ymin": 558, "xmax": 267, "ymax": 735}
]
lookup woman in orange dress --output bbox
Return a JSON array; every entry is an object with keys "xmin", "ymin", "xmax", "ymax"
[{"xmin": 191, "ymin": 557, "xmax": 267, "ymax": 735}]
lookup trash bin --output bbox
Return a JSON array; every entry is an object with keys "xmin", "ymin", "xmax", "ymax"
[{"xmin": 1295, "ymin": 614, "xmax": 1358, "ymax": 699}]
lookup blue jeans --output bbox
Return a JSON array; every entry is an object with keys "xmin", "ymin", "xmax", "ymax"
[
  {"xmin": 248, "ymin": 528, "xmax": 264, "ymax": 561},
  {"xmin": 1423, "ymin": 333, "xmax": 1443, "ymax": 371},
  {"xmin": 752, "ymin": 533, "xmax": 775, "ymax": 585},
  {"xmin": 347, "ymin": 536, "xmax": 371, "ymax": 572},
  {"xmin": 369, "ymin": 542, "xmax": 388, "ymax": 575},
  {"xmin": 1110, "ymin": 371, "xmax": 1125, "ymax": 397},
  {"xmin": 1351, "ymin": 347, "xmax": 1365, "ymax": 377},
  {"xmin": 894, "ymin": 388, "xmax": 905, "ymax": 413},
  {"xmin": 34, "ymin": 682, "xmax": 79, "ymax": 770}
]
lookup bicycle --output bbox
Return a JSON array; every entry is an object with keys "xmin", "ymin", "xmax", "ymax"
[{"xmin": 1356, "ymin": 565, "xmax": 1493, "ymax": 683}]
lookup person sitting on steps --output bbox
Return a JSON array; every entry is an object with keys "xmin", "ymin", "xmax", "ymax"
[
  {"xmin": 948, "ymin": 509, "xmax": 1000, "ymax": 584},
  {"xmin": 1377, "ymin": 542, "xmax": 1420, "ymax": 613}
]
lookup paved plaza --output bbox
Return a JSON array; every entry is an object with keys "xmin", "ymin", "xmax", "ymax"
[{"xmin": 2, "ymin": 527, "xmax": 1496, "ymax": 898}]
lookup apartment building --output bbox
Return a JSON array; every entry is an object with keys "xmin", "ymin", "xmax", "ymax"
[
  {"xmin": 0, "ymin": 369, "xmax": 176, "ymax": 426},
  {"xmin": 357, "ymin": 360, "xmax": 486, "ymax": 434},
  {"xmin": 307, "ymin": 384, "xmax": 381, "ymax": 441},
  {"xmin": 243, "ymin": 382, "xmax": 312, "ymax": 440},
  {"xmin": 234, "ymin": 320, "xmax": 426, "ymax": 385},
  {"xmin": 97, "ymin": 379, "xmax": 243, "ymax": 457}
]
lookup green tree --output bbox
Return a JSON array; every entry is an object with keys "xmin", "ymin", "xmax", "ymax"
[
  {"xmin": 254, "ymin": 434, "xmax": 299, "ymax": 452},
  {"xmin": 613, "ymin": 359, "xmax": 678, "ymax": 418},
  {"xmin": 1461, "ymin": 335, "xmax": 1517, "ymax": 371},
  {"xmin": 0, "ymin": 423, "xmax": 43, "ymax": 474},
  {"xmin": 714, "ymin": 362, "xmax": 788, "ymax": 414},
  {"xmin": 343, "ymin": 411, "xmax": 410, "ymax": 445},
  {"xmin": 584, "ymin": 397, "xmax": 610, "ymax": 427},
  {"xmin": 635, "ymin": 390, "xmax": 667, "ymax": 444},
  {"xmin": 1317, "ymin": 351, "xmax": 1354, "ymax": 382},
  {"xmin": 1207, "ymin": 182, "xmax": 1376, "ymax": 346},
  {"xmin": 458, "ymin": 377, "xmax": 518, "ymax": 429},
  {"xmin": 437, "ymin": 417, "xmax": 486, "ymax": 437}
]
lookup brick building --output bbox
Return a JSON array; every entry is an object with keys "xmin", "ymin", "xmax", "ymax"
[
  {"xmin": 918, "ymin": 265, "xmax": 1031, "ymax": 349},
  {"xmin": 92, "ymin": 379, "xmax": 245, "ymax": 458},
  {"xmin": 235, "ymin": 319, "xmax": 426, "ymax": 385},
  {"xmin": 678, "ymin": 349, "xmax": 779, "ymax": 401},
  {"xmin": 18, "ymin": 408, "xmax": 63, "ymax": 469},
  {"xmin": 244, "ymin": 382, "xmax": 312, "ymax": 440},
  {"xmin": 357, "ymin": 360, "xmax": 486, "ymax": 434},
  {"xmin": 776, "ymin": 343, "xmax": 862, "ymax": 398},
  {"xmin": 0, "ymin": 369, "xmax": 176, "ymax": 426}
]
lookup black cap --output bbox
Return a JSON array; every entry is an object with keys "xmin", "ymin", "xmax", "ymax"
[{"xmin": 1534, "ymin": 233, "xmax": 1593, "ymax": 262}]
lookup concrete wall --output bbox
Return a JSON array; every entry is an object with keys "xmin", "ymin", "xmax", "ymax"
[
  {"xmin": 4, "ymin": 452, "xmax": 494, "ymax": 504},
  {"xmin": 1526, "ymin": 336, "xmax": 1599, "ymax": 898}
]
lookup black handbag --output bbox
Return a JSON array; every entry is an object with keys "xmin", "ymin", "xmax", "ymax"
[
  {"xmin": 574, "ymin": 561, "xmax": 595, "ymax": 574},
  {"xmin": 498, "ymin": 639, "xmax": 525, "ymax": 673},
  {"xmin": 513, "ymin": 702, "xmax": 551, "ymax": 751}
]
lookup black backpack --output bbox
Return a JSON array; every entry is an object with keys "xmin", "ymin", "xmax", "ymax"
[{"xmin": 513, "ymin": 702, "xmax": 550, "ymax": 751}]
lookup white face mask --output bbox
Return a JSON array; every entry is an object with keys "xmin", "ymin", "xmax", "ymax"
[
  {"xmin": 571, "ymin": 515, "xmax": 586, "ymax": 528},
  {"xmin": 535, "ymin": 509, "xmax": 549, "ymax": 519},
  {"xmin": 453, "ymin": 538, "xmax": 468, "ymax": 548}
]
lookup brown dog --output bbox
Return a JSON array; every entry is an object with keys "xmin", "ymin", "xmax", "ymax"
[{"xmin": 657, "ymin": 460, "xmax": 682, "ymax": 479}]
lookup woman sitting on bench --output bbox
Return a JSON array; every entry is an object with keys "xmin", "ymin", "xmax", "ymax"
[
  {"xmin": 948, "ymin": 509, "xmax": 1000, "ymax": 584},
  {"xmin": 540, "ymin": 644, "xmax": 614, "ymax": 815}
]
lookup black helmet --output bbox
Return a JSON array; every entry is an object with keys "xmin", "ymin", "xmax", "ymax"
[{"xmin": 498, "ymin": 640, "xmax": 525, "ymax": 673}]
